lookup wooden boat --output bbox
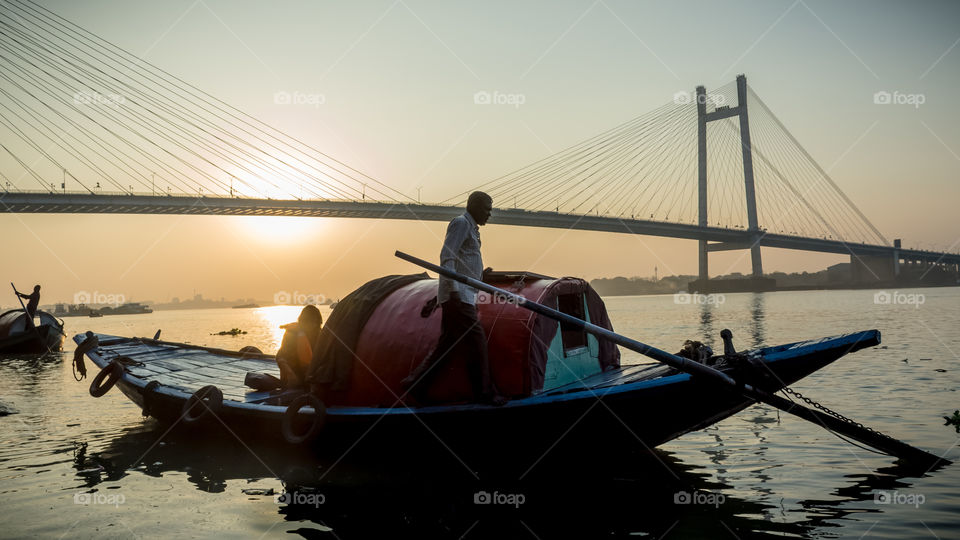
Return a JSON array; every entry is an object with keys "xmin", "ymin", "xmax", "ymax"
[
  {"xmin": 72, "ymin": 273, "xmax": 883, "ymax": 454},
  {"xmin": 73, "ymin": 330, "xmax": 879, "ymax": 451},
  {"xmin": 0, "ymin": 309, "xmax": 66, "ymax": 353}
]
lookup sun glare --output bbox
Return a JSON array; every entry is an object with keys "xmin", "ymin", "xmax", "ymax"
[{"xmin": 237, "ymin": 216, "xmax": 324, "ymax": 244}]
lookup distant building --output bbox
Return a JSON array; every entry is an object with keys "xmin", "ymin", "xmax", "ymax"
[{"xmin": 827, "ymin": 263, "xmax": 851, "ymax": 282}]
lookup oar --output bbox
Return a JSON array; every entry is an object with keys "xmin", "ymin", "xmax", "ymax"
[
  {"xmin": 10, "ymin": 282, "xmax": 49, "ymax": 353},
  {"xmin": 394, "ymin": 250, "xmax": 949, "ymax": 468}
]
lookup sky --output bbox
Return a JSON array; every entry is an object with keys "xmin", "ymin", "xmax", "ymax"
[{"xmin": 2, "ymin": 0, "xmax": 959, "ymax": 305}]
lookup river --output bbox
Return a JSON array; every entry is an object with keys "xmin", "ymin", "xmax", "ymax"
[{"xmin": 1, "ymin": 288, "xmax": 958, "ymax": 539}]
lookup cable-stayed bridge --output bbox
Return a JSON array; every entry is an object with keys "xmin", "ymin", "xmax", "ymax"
[{"xmin": 0, "ymin": 0, "xmax": 957, "ymax": 287}]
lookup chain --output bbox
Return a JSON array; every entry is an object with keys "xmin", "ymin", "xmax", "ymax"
[{"xmin": 780, "ymin": 386, "xmax": 890, "ymax": 439}]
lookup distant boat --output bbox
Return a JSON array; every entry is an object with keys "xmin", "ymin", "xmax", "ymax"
[
  {"xmin": 232, "ymin": 304, "xmax": 260, "ymax": 309},
  {"xmin": 54, "ymin": 303, "xmax": 96, "ymax": 317},
  {"xmin": 99, "ymin": 302, "xmax": 153, "ymax": 315},
  {"xmin": 0, "ymin": 309, "xmax": 66, "ymax": 353},
  {"xmin": 89, "ymin": 310, "xmax": 103, "ymax": 318}
]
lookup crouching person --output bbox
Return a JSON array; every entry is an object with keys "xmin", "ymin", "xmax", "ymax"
[{"xmin": 276, "ymin": 305, "xmax": 323, "ymax": 389}]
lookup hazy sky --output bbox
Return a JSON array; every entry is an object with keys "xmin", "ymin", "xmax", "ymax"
[{"xmin": 2, "ymin": 0, "xmax": 959, "ymax": 305}]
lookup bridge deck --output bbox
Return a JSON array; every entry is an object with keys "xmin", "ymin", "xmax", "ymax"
[{"xmin": 2, "ymin": 192, "xmax": 957, "ymax": 265}]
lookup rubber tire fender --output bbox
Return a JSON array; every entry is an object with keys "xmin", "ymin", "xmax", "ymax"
[
  {"xmin": 181, "ymin": 385, "xmax": 223, "ymax": 424},
  {"xmin": 89, "ymin": 361, "xmax": 123, "ymax": 397},
  {"xmin": 282, "ymin": 394, "xmax": 326, "ymax": 444}
]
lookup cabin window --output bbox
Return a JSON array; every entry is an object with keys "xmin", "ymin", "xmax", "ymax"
[{"xmin": 557, "ymin": 293, "xmax": 587, "ymax": 353}]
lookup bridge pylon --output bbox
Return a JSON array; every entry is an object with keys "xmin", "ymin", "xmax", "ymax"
[{"xmin": 696, "ymin": 74, "xmax": 764, "ymax": 283}]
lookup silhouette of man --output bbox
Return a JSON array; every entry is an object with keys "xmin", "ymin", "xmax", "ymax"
[
  {"xmin": 17, "ymin": 285, "xmax": 41, "ymax": 318},
  {"xmin": 402, "ymin": 191, "xmax": 506, "ymax": 406}
]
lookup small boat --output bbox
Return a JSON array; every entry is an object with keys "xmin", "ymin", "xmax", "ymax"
[
  {"xmin": 0, "ymin": 309, "xmax": 66, "ymax": 353},
  {"xmin": 72, "ymin": 273, "xmax": 884, "ymax": 455},
  {"xmin": 99, "ymin": 302, "xmax": 153, "ymax": 315}
]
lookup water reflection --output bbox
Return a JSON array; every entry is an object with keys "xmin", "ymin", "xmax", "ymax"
[
  {"xmin": 699, "ymin": 301, "xmax": 715, "ymax": 349},
  {"xmin": 252, "ymin": 305, "xmax": 313, "ymax": 352},
  {"xmin": 0, "ymin": 351, "xmax": 63, "ymax": 390},
  {"xmin": 65, "ymin": 419, "xmax": 940, "ymax": 539},
  {"xmin": 697, "ymin": 293, "xmax": 767, "ymax": 350},
  {"xmin": 749, "ymin": 293, "xmax": 766, "ymax": 347}
]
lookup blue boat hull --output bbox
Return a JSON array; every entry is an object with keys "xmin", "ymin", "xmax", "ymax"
[{"xmin": 73, "ymin": 330, "xmax": 880, "ymax": 454}]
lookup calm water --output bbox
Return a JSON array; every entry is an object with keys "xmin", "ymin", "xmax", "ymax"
[{"xmin": 1, "ymin": 289, "xmax": 959, "ymax": 539}]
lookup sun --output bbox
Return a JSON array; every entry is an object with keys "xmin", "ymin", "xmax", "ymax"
[{"xmin": 236, "ymin": 216, "xmax": 326, "ymax": 244}]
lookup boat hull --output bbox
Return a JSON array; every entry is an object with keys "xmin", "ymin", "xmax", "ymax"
[
  {"xmin": 73, "ymin": 330, "xmax": 880, "ymax": 455},
  {"xmin": 0, "ymin": 310, "xmax": 65, "ymax": 353}
]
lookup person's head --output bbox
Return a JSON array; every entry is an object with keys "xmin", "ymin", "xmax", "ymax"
[
  {"xmin": 33, "ymin": 285, "xmax": 40, "ymax": 292},
  {"xmin": 298, "ymin": 304, "xmax": 322, "ymax": 329},
  {"xmin": 466, "ymin": 191, "xmax": 493, "ymax": 226}
]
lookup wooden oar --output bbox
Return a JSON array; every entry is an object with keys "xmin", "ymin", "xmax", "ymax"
[{"xmin": 395, "ymin": 250, "xmax": 949, "ymax": 468}]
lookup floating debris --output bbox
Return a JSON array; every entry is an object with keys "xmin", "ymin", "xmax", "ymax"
[
  {"xmin": 212, "ymin": 328, "xmax": 247, "ymax": 336},
  {"xmin": 944, "ymin": 410, "xmax": 960, "ymax": 433},
  {"xmin": 0, "ymin": 401, "xmax": 18, "ymax": 416},
  {"xmin": 241, "ymin": 488, "xmax": 274, "ymax": 496}
]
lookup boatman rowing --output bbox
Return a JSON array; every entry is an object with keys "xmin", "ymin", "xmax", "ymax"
[
  {"xmin": 402, "ymin": 191, "xmax": 508, "ymax": 406},
  {"xmin": 16, "ymin": 284, "xmax": 41, "ymax": 319}
]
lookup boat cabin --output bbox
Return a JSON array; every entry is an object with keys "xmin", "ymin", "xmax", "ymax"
[{"xmin": 311, "ymin": 272, "xmax": 620, "ymax": 406}]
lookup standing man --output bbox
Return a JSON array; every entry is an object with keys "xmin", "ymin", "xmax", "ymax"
[
  {"xmin": 402, "ymin": 191, "xmax": 507, "ymax": 406},
  {"xmin": 16, "ymin": 284, "xmax": 41, "ymax": 319}
]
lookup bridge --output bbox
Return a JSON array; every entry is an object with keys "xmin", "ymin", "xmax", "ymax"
[{"xmin": 0, "ymin": 0, "xmax": 958, "ymax": 289}]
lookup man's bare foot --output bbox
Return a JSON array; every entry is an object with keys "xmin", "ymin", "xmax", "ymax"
[{"xmin": 484, "ymin": 394, "xmax": 509, "ymax": 407}]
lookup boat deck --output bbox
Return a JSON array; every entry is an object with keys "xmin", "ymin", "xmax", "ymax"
[
  {"xmin": 85, "ymin": 334, "xmax": 679, "ymax": 405},
  {"xmin": 92, "ymin": 336, "xmax": 279, "ymax": 403}
]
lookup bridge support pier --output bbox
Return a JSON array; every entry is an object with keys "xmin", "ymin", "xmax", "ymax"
[
  {"xmin": 893, "ymin": 238, "xmax": 901, "ymax": 278},
  {"xmin": 737, "ymin": 75, "xmax": 763, "ymax": 278},
  {"xmin": 696, "ymin": 75, "xmax": 764, "ymax": 282},
  {"xmin": 697, "ymin": 85, "xmax": 709, "ymax": 282}
]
